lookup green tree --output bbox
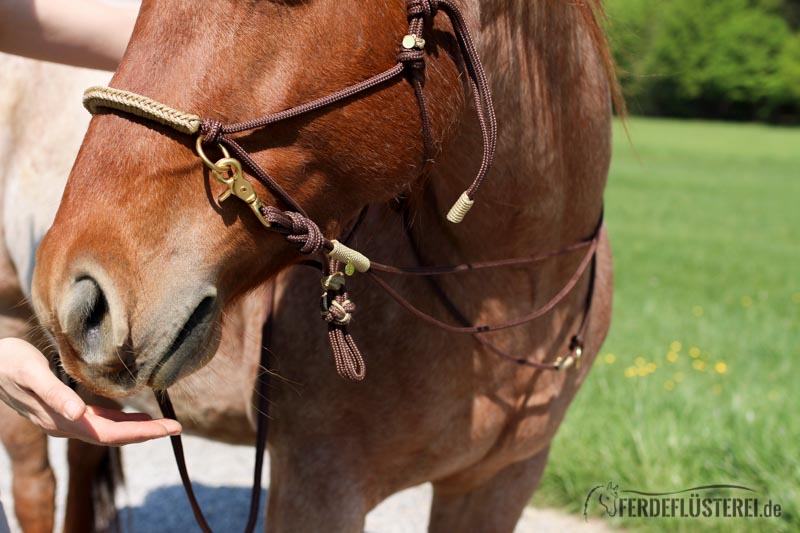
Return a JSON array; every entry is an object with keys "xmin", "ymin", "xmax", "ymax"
[{"xmin": 605, "ymin": 0, "xmax": 800, "ymax": 121}]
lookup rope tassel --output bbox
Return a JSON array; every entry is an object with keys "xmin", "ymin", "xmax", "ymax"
[
  {"xmin": 327, "ymin": 324, "xmax": 366, "ymax": 381},
  {"xmin": 321, "ymin": 262, "xmax": 366, "ymax": 381},
  {"xmin": 323, "ymin": 293, "xmax": 365, "ymax": 381}
]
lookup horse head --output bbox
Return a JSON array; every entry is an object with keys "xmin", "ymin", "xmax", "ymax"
[
  {"xmin": 598, "ymin": 482, "xmax": 619, "ymax": 517},
  {"xmin": 32, "ymin": 0, "xmax": 474, "ymax": 396}
]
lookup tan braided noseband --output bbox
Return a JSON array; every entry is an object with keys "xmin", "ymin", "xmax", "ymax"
[{"xmin": 83, "ymin": 86, "xmax": 201, "ymax": 135}]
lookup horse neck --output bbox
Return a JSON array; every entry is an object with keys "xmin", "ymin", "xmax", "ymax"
[{"xmin": 417, "ymin": 0, "xmax": 611, "ymax": 261}]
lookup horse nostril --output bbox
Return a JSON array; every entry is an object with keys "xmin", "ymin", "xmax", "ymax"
[
  {"xmin": 82, "ymin": 279, "xmax": 108, "ymax": 342},
  {"xmin": 66, "ymin": 276, "xmax": 110, "ymax": 354}
]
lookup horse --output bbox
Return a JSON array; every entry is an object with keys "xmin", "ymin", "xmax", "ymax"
[
  {"xmin": 0, "ymin": 54, "xmax": 271, "ymax": 532},
  {"xmin": 29, "ymin": 0, "xmax": 616, "ymax": 531}
]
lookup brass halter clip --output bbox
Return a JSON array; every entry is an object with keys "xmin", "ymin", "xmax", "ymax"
[{"xmin": 196, "ymin": 136, "xmax": 270, "ymax": 227}]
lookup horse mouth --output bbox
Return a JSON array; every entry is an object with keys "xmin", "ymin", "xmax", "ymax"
[{"xmin": 147, "ymin": 295, "xmax": 218, "ymax": 390}]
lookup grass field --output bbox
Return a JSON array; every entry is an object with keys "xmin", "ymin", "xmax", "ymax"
[{"xmin": 534, "ymin": 118, "xmax": 799, "ymax": 532}]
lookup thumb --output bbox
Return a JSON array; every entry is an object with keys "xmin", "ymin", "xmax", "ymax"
[
  {"xmin": 36, "ymin": 372, "xmax": 87, "ymax": 422},
  {"xmin": 62, "ymin": 396, "xmax": 87, "ymax": 421}
]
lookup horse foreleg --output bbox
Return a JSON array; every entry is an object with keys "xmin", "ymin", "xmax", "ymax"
[
  {"xmin": 428, "ymin": 445, "xmax": 551, "ymax": 533},
  {"xmin": 0, "ymin": 403, "xmax": 55, "ymax": 533},
  {"xmin": 63, "ymin": 392, "xmax": 123, "ymax": 533},
  {"xmin": 265, "ymin": 450, "xmax": 368, "ymax": 533}
]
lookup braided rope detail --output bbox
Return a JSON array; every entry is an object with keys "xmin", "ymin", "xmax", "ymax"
[
  {"xmin": 329, "ymin": 240, "xmax": 371, "ymax": 272},
  {"xmin": 260, "ymin": 207, "xmax": 325, "ymax": 255},
  {"xmin": 446, "ymin": 191, "xmax": 475, "ymax": 223},
  {"xmin": 83, "ymin": 86, "xmax": 201, "ymax": 135},
  {"xmin": 328, "ymin": 324, "xmax": 365, "ymax": 381}
]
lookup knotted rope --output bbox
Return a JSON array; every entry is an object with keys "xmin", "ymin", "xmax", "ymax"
[
  {"xmin": 321, "ymin": 263, "xmax": 365, "ymax": 380},
  {"xmin": 260, "ymin": 206, "xmax": 326, "ymax": 255}
]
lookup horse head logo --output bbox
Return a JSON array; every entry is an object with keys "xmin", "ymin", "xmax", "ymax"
[{"xmin": 584, "ymin": 482, "xmax": 620, "ymax": 521}]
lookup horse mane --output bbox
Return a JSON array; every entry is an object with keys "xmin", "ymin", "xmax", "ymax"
[
  {"xmin": 483, "ymin": 0, "xmax": 625, "ymax": 118},
  {"xmin": 575, "ymin": 0, "xmax": 627, "ymax": 118}
]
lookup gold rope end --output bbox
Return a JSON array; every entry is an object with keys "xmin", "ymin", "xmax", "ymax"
[
  {"xmin": 329, "ymin": 240, "xmax": 371, "ymax": 273},
  {"xmin": 446, "ymin": 192, "xmax": 474, "ymax": 223}
]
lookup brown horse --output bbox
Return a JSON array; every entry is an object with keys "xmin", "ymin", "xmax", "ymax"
[{"xmin": 31, "ymin": 0, "xmax": 616, "ymax": 530}]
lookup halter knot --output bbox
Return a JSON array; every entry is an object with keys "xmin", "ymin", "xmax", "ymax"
[
  {"xmin": 200, "ymin": 118, "xmax": 224, "ymax": 145},
  {"xmin": 261, "ymin": 207, "xmax": 325, "ymax": 255},
  {"xmin": 285, "ymin": 211, "xmax": 325, "ymax": 254},
  {"xmin": 397, "ymin": 48, "xmax": 426, "ymax": 71},
  {"xmin": 408, "ymin": 0, "xmax": 438, "ymax": 23},
  {"xmin": 324, "ymin": 294, "xmax": 356, "ymax": 326}
]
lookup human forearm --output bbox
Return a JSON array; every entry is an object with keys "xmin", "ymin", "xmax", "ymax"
[{"xmin": 0, "ymin": 0, "xmax": 138, "ymax": 70}]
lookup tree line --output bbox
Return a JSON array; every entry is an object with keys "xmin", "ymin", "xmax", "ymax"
[{"xmin": 606, "ymin": 0, "xmax": 800, "ymax": 123}]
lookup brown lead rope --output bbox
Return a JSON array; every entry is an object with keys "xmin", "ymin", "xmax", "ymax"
[
  {"xmin": 366, "ymin": 233, "xmax": 598, "ymax": 335},
  {"xmin": 153, "ymin": 282, "xmax": 274, "ymax": 533},
  {"xmin": 390, "ymin": 207, "xmax": 600, "ymax": 370}
]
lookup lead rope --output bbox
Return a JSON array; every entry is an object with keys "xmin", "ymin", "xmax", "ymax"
[{"xmin": 153, "ymin": 283, "xmax": 275, "ymax": 533}]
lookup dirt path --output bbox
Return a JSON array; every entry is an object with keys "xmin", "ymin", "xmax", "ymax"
[{"xmin": 0, "ymin": 435, "xmax": 613, "ymax": 532}]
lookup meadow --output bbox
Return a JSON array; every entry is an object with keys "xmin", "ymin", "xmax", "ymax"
[{"xmin": 535, "ymin": 118, "xmax": 799, "ymax": 532}]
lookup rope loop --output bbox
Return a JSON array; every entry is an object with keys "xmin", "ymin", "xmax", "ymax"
[
  {"xmin": 200, "ymin": 118, "xmax": 224, "ymax": 146},
  {"xmin": 397, "ymin": 49, "xmax": 426, "ymax": 72},
  {"xmin": 408, "ymin": 0, "xmax": 438, "ymax": 23}
]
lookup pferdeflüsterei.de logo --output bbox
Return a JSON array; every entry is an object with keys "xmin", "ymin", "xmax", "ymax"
[{"xmin": 584, "ymin": 482, "xmax": 782, "ymax": 521}]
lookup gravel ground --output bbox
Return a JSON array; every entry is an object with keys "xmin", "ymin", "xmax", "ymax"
[{"xmin": 0, "ymin": 435, "xmax": 612, "ymax": 532}]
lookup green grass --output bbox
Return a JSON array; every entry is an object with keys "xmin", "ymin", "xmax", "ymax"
[{"xmin": 535, "ymin": 118, "xmax": 800, "ymax": 532}]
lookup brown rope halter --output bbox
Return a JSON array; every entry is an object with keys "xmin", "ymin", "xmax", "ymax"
[{"xmin": 82, "ymin": 1, "xmax": 602, "ymax": 531}]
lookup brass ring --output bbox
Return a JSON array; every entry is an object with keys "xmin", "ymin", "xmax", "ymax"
[
  {"xmin": 196, "ymin": 135, "xmax": 232, "ymax": 172},
  {"xmin": 214, "ymin": 157, "xmax": 242, "ymax": 174}
]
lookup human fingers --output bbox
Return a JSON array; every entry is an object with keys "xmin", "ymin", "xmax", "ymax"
[
  {"xmin": 0, "ymin": 338, "xmax": 86, "ymax": 421},
  {"xmin": 73, "ymin": 409, "xmax": 182, "ymax": 446},
  {"xmin": 85, "ymin": 405, "xmax": 154, "ymax": 422}
]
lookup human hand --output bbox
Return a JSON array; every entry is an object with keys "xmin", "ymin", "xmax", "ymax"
[{"xmin": 0, "ymin": 337, "xmax": 181, "ymax": 446}]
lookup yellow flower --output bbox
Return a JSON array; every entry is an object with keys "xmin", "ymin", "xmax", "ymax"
[
  {"xmin": 636, "ymin": 367, "xmax": 649, "ymax": 377},
  {"xmin": 740, "ymin": 296, "xmax": 753, "ymax": 308},
  {"xmin": 667, "ymin": 351, "xmax": 679, "ymax": 363},
  {"xmin": 635, "ymin": 357, "xmax": 646, "ymax": 367},
  {"xmin": 714, "ymin": 361, "xmax": 728, "ymax": 374},
  {"xmin": 624, "ymin": 367, "xmax": 637, "ymax": 378},
  {"xmin": 674, "ymin": 371, "xmax": 685, "ymax": 382},
  {"xmin": 664, "ymin": 380, "xmax": 675, "ymax": 391},
  {"xmin": 689, "ymin": 347, "xmax": 701, "ymax": 358},
  {"xmin": 646, "ymin": 363, "xmax": 657, "ymax": 373},
  {"xmin": 692, "ymin": 360, "xmax": 707, "ymax": 371},
  {"xmin": 670, "ymin": 341, "xmax": 682, "ymax": 352},
  {"xmin": 692, "ymin": 306, "xmax": 703, "ymax": 317},
  {"xmin": 604, "ymin": 353, "xmax": 617, "ymax": 364}
]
